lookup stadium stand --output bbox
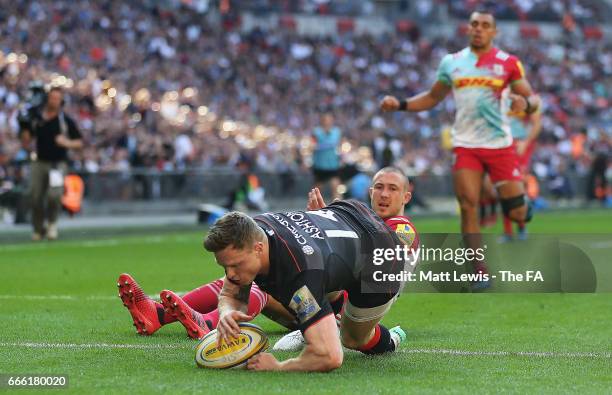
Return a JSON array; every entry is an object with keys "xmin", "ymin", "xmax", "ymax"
[{"xmin": 0, "ymin": 0, "xmax": 609, "ymax": 207}]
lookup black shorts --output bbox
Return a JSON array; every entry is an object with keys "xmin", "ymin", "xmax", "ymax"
[{"xmin": 313, "ymin": 168, "xmax": 339, "ymax": 183}]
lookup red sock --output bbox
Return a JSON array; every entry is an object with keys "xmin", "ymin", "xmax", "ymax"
[
  {"xmin": 503, "ymin": 215, "xmax": 513, "ymax": 236},
  {"xmin": 182, "ymin": 278, "xmax": 224, "ymax": 313},
  {"xmin": 198, "ymin": 282, "xmax": 268, "ymax": 329},
  {"xmin": 158, "ymin": 278, "xmax": 223, "ymax": 325}
]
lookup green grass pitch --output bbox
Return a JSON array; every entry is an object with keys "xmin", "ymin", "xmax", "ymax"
[{"xmin": 1, "ymin": 209, "xmax": 611, "ymax": 394}]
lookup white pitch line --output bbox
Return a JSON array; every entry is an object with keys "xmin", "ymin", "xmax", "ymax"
[
  {"xmin": 0, "ymin": 235, "xmax": 195, "ymax": 252},
  {"xmin": 589, "ymin": 241, "xmax": 612, "ymax": 249},
  {"xmin": 0, "ymin": 342, "xmax": 182, "ymax": 350},
  {"xmin": 400, "ymin": 349, "xmax": 611, "ymax": 358},
  {"xmin": 0, "ymin": 295, "xmax": 116, "ymax": 301},
  {"xmin": 0, "ymin": 291, "xmax": 189, "ymax": 302},
  {"xmin": 0, "ymin": 342, "xmax": 608, "ymax": 359}
]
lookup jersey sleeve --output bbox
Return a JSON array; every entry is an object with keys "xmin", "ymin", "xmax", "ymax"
[
  {"xmin": 283, "ymin": 270, "xmax": 333, "ymax": 333},
  {"xmin": 508, "ymin": 56, "xmax": 526, "ymax": 84},
  {"xmin": 436, "ymin": 54, "xmax": 453, "ymax": 86}
]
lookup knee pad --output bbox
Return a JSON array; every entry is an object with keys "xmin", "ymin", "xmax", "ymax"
[
  {"xmin": 500, "ymin": 195, "xmax": 533, "ymax": 223},
  {"xmin": 500, "ymin": 195, "xmax": 525, "ymax": 217}
]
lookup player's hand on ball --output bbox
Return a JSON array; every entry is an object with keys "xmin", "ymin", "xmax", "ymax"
[
  {"xmin": 216, "ymin": 310, "xmax": 253, "ymax": 347},
  {"xmin": 380, "ymin": 95, "xmax": 400, "ymax": 112},
  {"xmin": 307, "ymin": 188, "xmax": 327, "ymax": 210},
  {"xmin": 247, "ymin": 352, "xmax": 281, "ymax": 371}
]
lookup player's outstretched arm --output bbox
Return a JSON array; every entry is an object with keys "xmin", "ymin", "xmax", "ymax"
[
  {"xmin": 247, "ymin": 313, "xmax": 342, "ymax": 372},
  {"xmin": 380, "ymin": 81, "xmax": 451, "ymax": 113},
  {"xmin": 216, "ymin": 278, "xmax": 254, "ymax": 346}
]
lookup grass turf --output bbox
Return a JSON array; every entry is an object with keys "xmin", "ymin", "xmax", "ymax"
[{"xmin": 0, "ymin": 210, "xmax": 611, "ymax": 394}]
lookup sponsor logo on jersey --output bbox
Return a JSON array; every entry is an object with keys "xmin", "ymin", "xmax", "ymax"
[
  {"xmin": 454, "ymin": 77, "xmax": 504, "ymax": 89},
  {"xmin": 269, "ymin": 212, "xmax": 325, "ymax": 248},
  {"xmin": 289, "ymin": 286, "xmax": 321, "ymax": 324},
  {"xmin": 270, "ymin": 213, "xmax": 309, "ymax": 245},
  {"xmin": 286, "ymin": 212, "xmax": 325, "ymax": 240},
  {"xmin": 302, "ymin": 245, "xmax": 314, "ymax": 255},
  {"xmin": 394, "ymin": 223, "xmax": 417, "ymax": 247},
  {"xmin": 495, "ymin": 50, "xmax": 510, "ymax": 61}
]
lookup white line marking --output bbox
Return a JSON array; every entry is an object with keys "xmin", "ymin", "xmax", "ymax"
[
  {"xmin": 0, "ymin": 342, "xmax": 608, "ymax": 359},
  {"xmin": 0, "ymin": 292, "xmax": 190, "ymax": 302},
  {"xmin": 0, "ymin": 342, "xmax": 183, "ymax": 350},
  {"xmin": 399, "ymin": 349, "xmax": 611, "ymax": 358},
  {"xmin": 0, "ymin": 235, "xmax": 195, "ymax": 252},
  {"xmin": 0, "ymin": 295, "xmax": 116, "ymax": 301},
  {"xmin": 589, "ymin": 241, "xmax": 612, "ymax": 249}
]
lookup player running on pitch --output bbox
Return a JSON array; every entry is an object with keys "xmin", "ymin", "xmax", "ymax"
[
  {"xmin": 205, "ymin": 199, "xmax": 410, "ymax": 372},
  {"xmin": 380, "ymin": 10, "xmax": 540, "ymax": 280}
]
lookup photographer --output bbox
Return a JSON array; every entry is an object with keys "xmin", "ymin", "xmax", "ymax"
[{"xmin": 19, "ymin": 86, "xmax": 82, "ymax": 241}]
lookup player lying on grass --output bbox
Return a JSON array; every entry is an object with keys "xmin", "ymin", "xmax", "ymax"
[
  {"xmin": 205, "ymin": 198, "xmax": 413, "ymax": 372},
  {"xmin": 273, "ymin": 166, "xmax": 418, "ymax": 351},
  {"xmin": 118, "ymin": 167, "xmax": 417, "ymax": 347}
]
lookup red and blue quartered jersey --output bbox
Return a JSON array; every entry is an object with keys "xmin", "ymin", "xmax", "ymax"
[{"xmin": 436, "ymin": 47, "xmax": 525, "ymax": 149}]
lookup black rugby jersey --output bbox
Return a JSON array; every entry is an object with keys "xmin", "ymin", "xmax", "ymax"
[{"xmin": 253, "ymin": 200, "xmax": 401, "ymax": 332}]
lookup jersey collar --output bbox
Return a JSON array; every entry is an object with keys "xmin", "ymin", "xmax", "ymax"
[{"xmin": 467, "ymin": 46, "xmax": 497, "ymax": 59}]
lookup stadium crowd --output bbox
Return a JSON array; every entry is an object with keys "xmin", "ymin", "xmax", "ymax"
[
  {"xmin": 0, "ymin": 0, "xmax": 610, "ymax": 199},
  {"xmin": 447, "ymin": 0, "xmax": 608, "ymax": 23}
]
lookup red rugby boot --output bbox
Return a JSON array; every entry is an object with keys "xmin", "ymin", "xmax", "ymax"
[
  {"xmin": 117, "ymin": 273, "xmax": 162, "ymax": 336},
  {"xmin": 160, "ymin": 290, "xmax": 210, "ymax": 339}
]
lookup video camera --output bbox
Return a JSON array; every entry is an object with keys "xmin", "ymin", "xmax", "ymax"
[{"xmin": 17, "ymin": 81, "xmax": 47, "ymax": 131}]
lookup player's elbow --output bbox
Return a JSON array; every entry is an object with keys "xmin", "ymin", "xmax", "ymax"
[
  {"xmin": 319, "ymin": 349, "xmax": 343, "ymax": 372},
  {"xmin": 309, "ymin": 344, "xmax": 343, "ymax": 372}
]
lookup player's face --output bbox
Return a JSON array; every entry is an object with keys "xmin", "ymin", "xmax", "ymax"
[
  {"xmin": 214, "ymin": 243, "xmax": 263, "ymax": 287},
  {"xmin": 369, "ymin": 172, "xmax": 411, "ymax": 219},
  {"xmin": 467, "ymin": 13, "xmax": 496, "ymax": 50}
]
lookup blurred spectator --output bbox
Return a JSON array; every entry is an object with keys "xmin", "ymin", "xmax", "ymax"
[
  {"xmin": 224, "ymin": 153, "xmax": 268, "ymax": 211},
  {"xmin": 586, "ymin": 151, "xmax": 610, "ymax": 204},
  {"xmin": 0, "ymin": 144, "xmax": 28, "ymax": 223},
  {"xmin": 372, "ymin": 131, "xmax": 402, "ymax": 169},
  {"xmin": 312, "ymin": 113, "xmax": 342, "ymax": 200}
]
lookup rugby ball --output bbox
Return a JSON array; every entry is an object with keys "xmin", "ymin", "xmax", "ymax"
[{"xmin": 194, "ymin": 323, "xmax": 268, "ymax": 369}]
